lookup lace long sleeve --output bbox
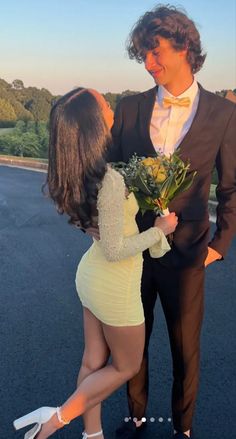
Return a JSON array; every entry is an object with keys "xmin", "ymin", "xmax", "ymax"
[
  {"xmin": 149, "ymin": 240, "xmax": 171, "ymax": 258},
  {"xmin": 97, "ymin": 168, "xmax": 170, "ymax": 262}
]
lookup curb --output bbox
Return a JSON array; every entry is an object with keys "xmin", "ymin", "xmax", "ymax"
[{"xmin": 0, "ymin": 157, "xmax": 48, "ymax": 170}]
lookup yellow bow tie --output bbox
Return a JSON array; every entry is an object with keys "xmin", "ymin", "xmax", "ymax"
[{"xmin": 162, "ymin": 96, "xmax": 191, "ymax": 108}]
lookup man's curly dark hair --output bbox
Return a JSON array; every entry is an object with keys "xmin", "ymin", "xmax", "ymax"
[{"xmin": 126, "ymin": 4, "xmax": 206, "ymax": 73}]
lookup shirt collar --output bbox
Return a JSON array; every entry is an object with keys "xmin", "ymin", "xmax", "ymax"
[{"xmin": 157, "ymin": 79, "xmax": 199, "ymax": 105}]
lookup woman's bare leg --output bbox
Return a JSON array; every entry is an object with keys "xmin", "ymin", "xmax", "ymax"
[
  {"xmin": 35, "ymin": 307, "xmax": 109, "ymax": 439},
  {"xmin": 59, "ymin": 319, "xmax": 145, "ymax": 422},
  {"xmin": 77, "ymin": 308, "xmax": 109, "ymax": 436},
  {"xmin": 36, "ymin": 315, "xmax": 145, "ymax": 438}
]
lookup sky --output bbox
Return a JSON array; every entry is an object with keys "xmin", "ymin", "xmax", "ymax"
[{"xmin": 0, "ymin": 0, "xmax": 235, "ymax": 95}]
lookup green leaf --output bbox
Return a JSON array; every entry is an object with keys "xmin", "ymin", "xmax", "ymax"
[
  {"xmin": 175, "ymin": 168, "xmax": 187, "ymax": 187},
  {"xmin": 134, "ymin": 171, "xmax": 152, "ymax": 195},
  {"xmin": 134, "ymin": 193, "xmax": 153, "ymax": 208},
  {"xmin": 159, "ymin": 174, "xmax": 175, "ymax": 198},
  {"xmin": 170, "ymin": 171, "xmax": 197, "ymax": 199}
]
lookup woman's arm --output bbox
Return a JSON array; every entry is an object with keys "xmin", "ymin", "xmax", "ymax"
[{"xmin": 97, "ymin": 168, "xmax": 170, "ymax": 262}]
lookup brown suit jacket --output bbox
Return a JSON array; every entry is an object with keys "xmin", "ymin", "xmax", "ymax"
[{"xmin": 109, "ymin": 84, "xmax": 236, "ymax": 268}]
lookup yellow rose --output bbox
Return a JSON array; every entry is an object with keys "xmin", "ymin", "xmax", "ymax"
[
  {"xmin": 142, "ymin": 157, "xmax": 157, "ymax": 167},
  {"xmin": 142, "ymin": 158, "xmax": 167, "ymax": 183}
]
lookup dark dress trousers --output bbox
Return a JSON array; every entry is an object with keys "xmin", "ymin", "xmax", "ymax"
[{"xmin": 109, "ymin": 84, "xmax": 236, "ymax": 431}]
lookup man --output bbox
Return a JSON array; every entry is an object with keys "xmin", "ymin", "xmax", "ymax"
[{"xmin": 109, "ymin": 5, "xmax": 236, "ymax": 439}]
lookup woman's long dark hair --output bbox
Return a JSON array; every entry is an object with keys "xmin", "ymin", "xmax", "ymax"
[
  {"xmin": 45, "ymin": 88, "xmax": 112, "ymax": 228},
  {"xmin": 127, "ymin": 4, "xmax": 206, "ymax": 73}
]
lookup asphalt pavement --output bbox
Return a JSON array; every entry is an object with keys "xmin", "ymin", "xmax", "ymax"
[{"xmin": 0, "ymin": 165, "xmax": 235, "ymax": 439}]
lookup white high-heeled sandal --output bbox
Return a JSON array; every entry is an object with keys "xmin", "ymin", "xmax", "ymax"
[
  {"xmin": 13, "ymin": 406, "xmax": 69, "ymax": 439},
  {"xmin": 82, "ymin": 430, "xmax": 103, "ymax": 438}
]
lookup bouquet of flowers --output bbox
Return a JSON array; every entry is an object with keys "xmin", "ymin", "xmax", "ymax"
[{"xmin": 112, "ymin": 151, "xmax": 196, "ymax": 242}]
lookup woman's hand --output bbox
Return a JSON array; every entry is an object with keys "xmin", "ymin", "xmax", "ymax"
[{"xmin": 154, "ymin": 212, "xmax": 178, "ymax": 236}]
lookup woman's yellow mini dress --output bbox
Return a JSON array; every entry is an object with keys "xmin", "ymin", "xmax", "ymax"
[{"xmin": 75, "ymin": 167, "xmax": 170, "ymax": 326}]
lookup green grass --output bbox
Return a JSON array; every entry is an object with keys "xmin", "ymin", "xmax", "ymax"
[{"xmin": 0, "ymin": 128, "xmax": 15, "ymax": 136}]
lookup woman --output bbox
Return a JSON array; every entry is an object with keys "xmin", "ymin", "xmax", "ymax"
[{"xmin": 13, "ymin": 88, "xmax": 178, "ymax": 439}]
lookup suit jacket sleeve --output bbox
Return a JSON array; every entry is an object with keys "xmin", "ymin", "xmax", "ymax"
[{"xmin": 209, "ymin": 105, "xmax": 236, "ymax": 257}]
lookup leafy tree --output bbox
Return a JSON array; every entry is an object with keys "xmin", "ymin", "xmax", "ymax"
[
  {"xmin": 12, "ymin": 79, "xmax": 24, "ymax": 90},
  {"xmin": 0, "ymin": 119, "xmax": 49, "ymax": 158},
  {"xmin": 18, "ymin": 131, "xmax": 41, "ymax": 157},
  {"xmin": 41, "ymin": 88, "xmax": 54, "ymax": 103},
  {"xmin": 25, "ymin": 93, "xmax": 51, "ymax": 121},
  {"xmin": 103, "ymin": 93, "xmax": 118, "ymax": 111},
  {"xmin": 103, "ymin": 90, "xmax": 140, "ymax": 110},
  {"xmin": 0, "ymin": 98, "xmax": 17, "ymax": 120},
  {"xmin": 15, "ymin": 120, "xmax": 27, "ymax": 133},
  {"xmin": 12, "ymin": 101, "xmax": 33, "ymax": 122},
  {"xmin": 0, "ymin": 78, "xmax": 11, "ymax": 91},
  {"xmin": 0, "ymin": 78, "xmax": 55, "ymax": 122},
  {"xmin": 37, "ymin": 122, "xmax": 49, "ymax": 158},
  {"xmin": 120, "ymin": 89, "xmax": 140, "ymax": 97},
  {"xmin": 0, "ymin": 80, "xmax": 33, "ymax": 122}
]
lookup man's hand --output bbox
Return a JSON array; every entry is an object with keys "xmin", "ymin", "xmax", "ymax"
[
  {"xmin": 85, "ymin": 227, "xmax": 100, "ymax": 241},
  {"xmin": 204, "ymin": 246, "xmax": 222, "ymax": 267}
]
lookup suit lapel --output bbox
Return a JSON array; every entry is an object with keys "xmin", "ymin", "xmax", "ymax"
[
  {"xmin": 175, "ymin": 84, "xmax": 213, "ymax": 155},
  {"xmin": 137, "ymin": 83, "xmax": 212, "ymax": 158}
]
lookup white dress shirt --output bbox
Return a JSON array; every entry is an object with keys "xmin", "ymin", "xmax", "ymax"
[{"xmin": 150, "ymin": 79, "xmax": 200, "ymax": 156}]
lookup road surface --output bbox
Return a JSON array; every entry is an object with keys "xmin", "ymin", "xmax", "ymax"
[{"xmin": 0, "ymin": 165, "xmax": 235, "ymax": 439}]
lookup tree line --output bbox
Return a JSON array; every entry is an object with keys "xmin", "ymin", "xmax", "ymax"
[
  {"xmin": 0, "ymin": 76, "xmax": 235, "ymax": 167},
  {"xmin": 0, "ymin": 78, "xmax": 140, "ymax": 158},
  {"xmin": 0, "ymin": 78, "xmax": 57, "ymax": 127},
  {"xmin": 0, "ymin": 77, "xmax": 139, "ymax": 126}
]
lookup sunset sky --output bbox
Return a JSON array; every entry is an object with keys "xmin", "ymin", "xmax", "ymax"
[{"xmin": 1, "ymin": 0, "xmax": 235, "ymax": 95}]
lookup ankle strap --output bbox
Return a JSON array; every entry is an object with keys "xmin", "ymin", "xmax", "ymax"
[
  {"xmin": 82, "ymin": 430, "xmax": 103, "ymax": 438},
  {"xmin": 56, "ymin": 407, "xmax": 70, "ymax": 425}
]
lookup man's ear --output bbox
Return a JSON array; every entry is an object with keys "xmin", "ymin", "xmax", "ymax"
[{"xmin": 179, "ymin": 48, "xmax": 188, "ymax": 58}]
